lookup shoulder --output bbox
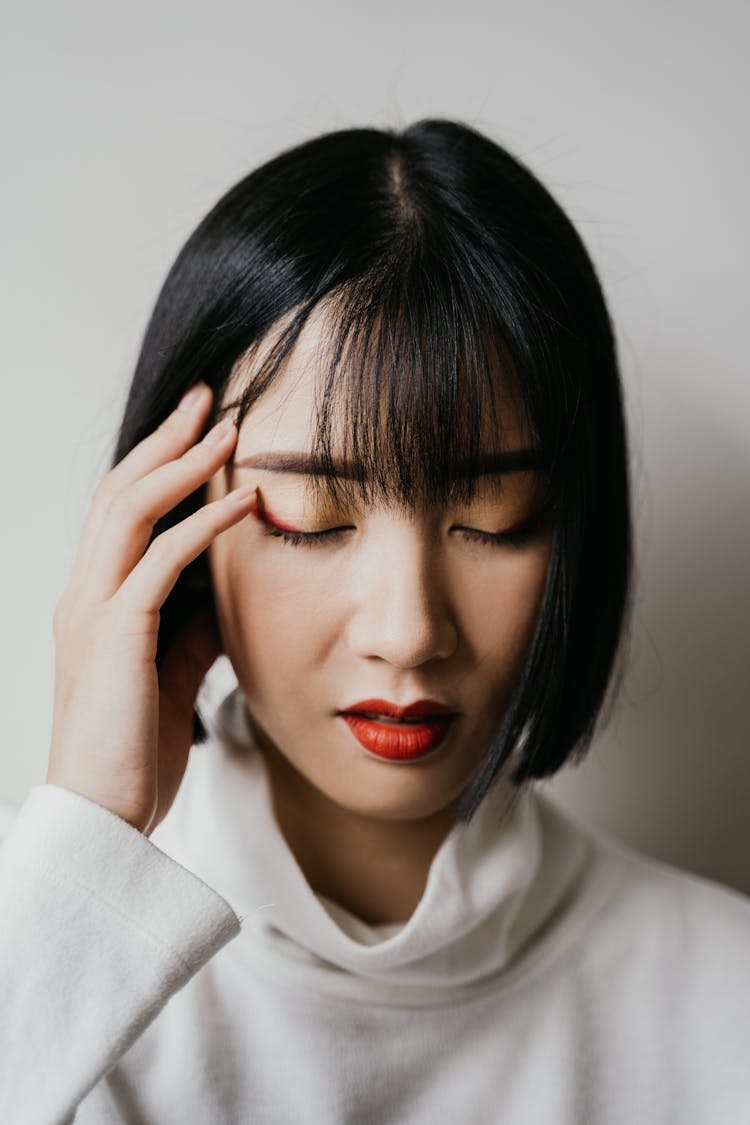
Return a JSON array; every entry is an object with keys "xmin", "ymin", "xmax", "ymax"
[
  {"xmin": 531, "ymin": 798, "xmax": 750, "ymax": 1112},
  {"xmin": 541, "ymin": 797, "xmax": 750, "ymax": 1010},
  {"xmin": 588, "ymin": 818, "xmax": 750, "ymax": 944},
  {"xmin": 539, "ymin": 793, "xmax": 750, "ymax": 923}
]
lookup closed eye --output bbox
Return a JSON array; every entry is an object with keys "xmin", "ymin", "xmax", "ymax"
[
  {"xmin": 251, "ymin": 500, "xmax": 353, "ymax": 547},
  {"xmin": 262, "ymin": 511, "xmax": 547, "ymax": 549},
  {"xmin": 455, "ymin": 512, "xmax": 546, "ymax": 548},
  {"xmin": 263, "ymin": 525, "xmax": 352, "ymax": 548}
]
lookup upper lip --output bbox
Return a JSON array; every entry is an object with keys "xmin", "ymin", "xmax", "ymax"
[{"xmin": 339, "ymin": 698, "xmax": 457, "ymax": 719}]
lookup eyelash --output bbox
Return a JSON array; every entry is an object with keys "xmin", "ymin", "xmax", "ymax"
[{"xmin": 263, "ymin": 515, "xmax": 544, "ymax": 550}]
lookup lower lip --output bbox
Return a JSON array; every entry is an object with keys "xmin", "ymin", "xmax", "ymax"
[{"xmin": 339, "ymin": 714, "xmax": 456, "ymax": 761}]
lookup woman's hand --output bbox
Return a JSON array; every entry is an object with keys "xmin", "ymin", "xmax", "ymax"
[{"xmin": 46, "ymin": 383, "xmax": 256, "ymax": 836}]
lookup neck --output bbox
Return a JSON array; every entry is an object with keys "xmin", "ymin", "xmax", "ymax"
[{"xmin": 258, "ymin": 740, "xmax": 458, "ymax": 927}]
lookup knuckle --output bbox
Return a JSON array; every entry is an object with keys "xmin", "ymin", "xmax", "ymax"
[
  {"xmin": 183, "ymin": 435, "xmax": 213, "ymax": 462},
  {"xmin": 108, "ymin": 485, "xmax": 153, "ymax": 530},
  {"xmin": 107, "ymin": 486, "xmax": 133, "ymax": 516},
  {"xmin": 148, "ymin": 530, "xmax": 178, "ymax": 568}
]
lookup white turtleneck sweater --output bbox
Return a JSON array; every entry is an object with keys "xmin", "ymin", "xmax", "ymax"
[{"xmin": 2, "ymin": 670, "xmax": 750, "ymax": 1124}]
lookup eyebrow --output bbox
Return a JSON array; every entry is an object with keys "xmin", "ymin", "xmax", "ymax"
[{"xmin": 233, "ymin": 449, "xmax": 544, "ymax": 480}]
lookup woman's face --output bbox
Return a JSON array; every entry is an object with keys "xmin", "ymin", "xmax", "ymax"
[{"xmin": 205, "ymin": 306, "xmax": 553, "ymax": 822}]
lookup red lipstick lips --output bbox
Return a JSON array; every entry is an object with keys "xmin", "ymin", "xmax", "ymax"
[{"xmin": 339, "ymin": 698, "xmax": 457, "ymax": 761}]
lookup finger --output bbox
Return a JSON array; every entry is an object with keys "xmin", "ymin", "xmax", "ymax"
[
  {"xmin": 82, "ymin": 420, "xmax": 241, "ymax": 603},
  {"xmin": 113, "ymin": 383, "xmax": 216, "ymax": 488},
  {"xmin": 115, "ymin": 486, "xmax": 258, "ymax": 613},
  {"xmin": 74, "ymin": 383, "xmax": 216, "ymax": 576}
]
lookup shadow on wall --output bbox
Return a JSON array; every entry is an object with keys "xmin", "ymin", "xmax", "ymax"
[{"xmin": 544, "ymin": 387, "xmax": 750, "ymax": 898}]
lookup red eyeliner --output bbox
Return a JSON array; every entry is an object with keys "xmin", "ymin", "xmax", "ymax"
[
  {"xmin": 250, "ymin": 488, "xmax": 544, "ymax": 537},
  {"xmin": 250, "ymin": 489, "xmax": 303, "ymax": 533}
]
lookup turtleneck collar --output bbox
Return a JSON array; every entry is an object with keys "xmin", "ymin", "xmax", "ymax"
[{"xmin": 154, "ymin": 668, "xmax": 592, "ymax": 1004}]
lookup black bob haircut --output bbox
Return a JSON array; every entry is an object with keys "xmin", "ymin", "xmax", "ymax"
[{"xmin": 111, "ymin": 118, "xmax": 632, "ymax": 822}]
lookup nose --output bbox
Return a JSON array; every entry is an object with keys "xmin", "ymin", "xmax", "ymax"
[{"xmin": 345, "ymin": 527, "xmax": 459, "ymax": 669}]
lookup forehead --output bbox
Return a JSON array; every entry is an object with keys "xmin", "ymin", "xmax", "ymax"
[
  {"xmin": 225, "ymin": 301, "xmax": 532, "ymax": 460},
  {"xmin": 231, "ymin": 311, "xmax": 323, "ymax": 455}
]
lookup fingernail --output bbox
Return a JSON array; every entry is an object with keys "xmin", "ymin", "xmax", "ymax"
[
  {"xmin": 226, "ymin": 485, "xmax": 256, "ymax": 504},
  {"xmin": 178, "ymin": 383, "xmax": 207, "ymax": 412}
]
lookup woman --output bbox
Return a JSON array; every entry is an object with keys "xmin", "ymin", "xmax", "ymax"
[{"xmin": 2, "ymin": 119, "xmax": 748, "ymax": 1123}]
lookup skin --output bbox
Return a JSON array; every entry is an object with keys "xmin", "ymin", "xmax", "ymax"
[
  {"xmin": 204, "ymin": 304, "xmax": 554, "ymax": 926},
  {"xmin": 47, "ymin": 392, "xmax": 254, "ymax": 840}
]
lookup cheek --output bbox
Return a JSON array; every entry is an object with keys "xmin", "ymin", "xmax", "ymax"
[
  {"xmin": 455, "ymin": 546, "xmax": 551, "ymax": 669},
  {"xmin": 209, "ymin": 536, "xmax": 345, "ymax": 670}
]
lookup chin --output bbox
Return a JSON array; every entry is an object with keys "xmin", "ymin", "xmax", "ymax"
[
  {"xmin": 245, "ymin": 700, "xmax": 489, "ymax": 824},
  {"xmin": 296, "ymin": 747, "xmax": 480, "ymax": 823}
]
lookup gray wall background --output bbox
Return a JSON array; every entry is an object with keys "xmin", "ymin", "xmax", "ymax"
[{"xmin": 1, "ymin": 0, "xmax": 748, "ymax": 893}]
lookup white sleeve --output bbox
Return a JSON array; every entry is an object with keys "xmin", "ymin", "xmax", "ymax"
[{"xmin": 0, "ymin": 784, "xmax": 241, "ymax": 1125}]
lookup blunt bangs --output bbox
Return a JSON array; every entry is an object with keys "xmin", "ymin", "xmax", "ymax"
[
  {"xmin": 111, "ymin": 118, "xmax": 633, "ymax": 821},
  {"xmin": 221, "ymin": 261, "xmax": 551, "ymax": 517}
]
